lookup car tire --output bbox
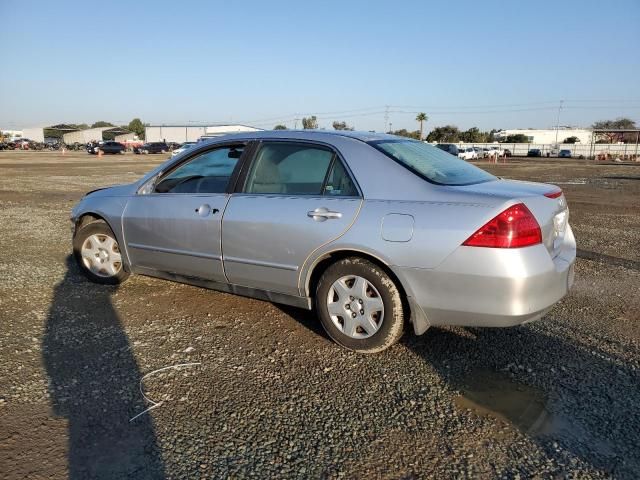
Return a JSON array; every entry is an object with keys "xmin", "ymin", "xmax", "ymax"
[
  {"xmin": 315, "ymin": 257, "xmax": 404, "ymax": 353},
  {"xmin": 73, "ymin": 220, "xmax": 129, "ymax": 285}
]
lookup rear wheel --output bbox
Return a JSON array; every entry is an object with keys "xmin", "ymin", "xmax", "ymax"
[
  {"xmin": 73, "ymin": 220, "xmax": 129, "ymax": 285},
  {"xmin": 315, "ymin": 257, "xmax": 404, "ymax": 353}
]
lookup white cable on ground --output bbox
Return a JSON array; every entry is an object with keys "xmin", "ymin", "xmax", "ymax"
[{"xmin": 130, "ymin": 362, "xmax": 201, "ymax": 422}]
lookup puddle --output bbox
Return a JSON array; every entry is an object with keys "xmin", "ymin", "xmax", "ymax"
[
  {"xmin": 452, "ymin": 369, "xmax": 620, "ymax": 467},
  {"xmin": 453, "ymin": 369, "xmax": 552, "ymax": 434}
]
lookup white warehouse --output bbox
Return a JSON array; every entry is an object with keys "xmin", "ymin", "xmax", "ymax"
[
  {"xmin": 145, "ymin": 124, "xmax": 261, "ymax": 143},
  {"xmin": 494, "ymin": 128, "xmax": 594, "ymax": 144}
]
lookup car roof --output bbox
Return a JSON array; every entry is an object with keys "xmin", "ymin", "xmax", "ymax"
[{"xmin": 204, "ymin": 129, "xmax": 399, "ymax": 144}]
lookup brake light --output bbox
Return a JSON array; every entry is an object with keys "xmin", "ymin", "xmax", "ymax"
[
  {"xmin": 544, "ymin": 190, "xmax": 562, "ymax": 199},
  {"xmin": 463, "ymin": 203, "xmax": 542, "ymax": 248}
]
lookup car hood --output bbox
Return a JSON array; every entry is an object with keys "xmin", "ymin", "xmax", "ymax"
[{"xmin": 84, "ymin": 183, "xmax": 138, "ymax": 198}]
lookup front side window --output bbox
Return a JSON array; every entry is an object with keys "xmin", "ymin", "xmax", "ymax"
[
  {"xmin": 369, "ymin": 139, "xmax": 496, "ymax": 186},
  {"xmin": 245, "ymin": 143, "xmax": 334, "ymax": 195},
  {"xmin": 155, "ymin": 145, "xmax": 244, "ymax": 194}
]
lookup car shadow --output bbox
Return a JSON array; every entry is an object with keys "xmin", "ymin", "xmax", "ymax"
[
  {"xmin": 42, "ymin": 256, "xmax": 165, "ymax": 479},
  {"xmin": 403, "ymin": 324, "xmax": 640, "ymax": 477}
]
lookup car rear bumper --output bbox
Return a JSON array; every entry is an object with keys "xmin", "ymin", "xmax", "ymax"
[{"xmin": 395, "ymin": 226, "xmax": 576, "ymax": 330}]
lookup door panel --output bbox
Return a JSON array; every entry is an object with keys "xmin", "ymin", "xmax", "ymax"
[
  {"xmin": 123, "ymin": 194, "xmax": 229, "ymax": 281},
  {"xmin": 222, "ymin": 195, "xmax": 361, "ymax": 295}
]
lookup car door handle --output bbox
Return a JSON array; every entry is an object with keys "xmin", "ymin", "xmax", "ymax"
[
  {"xmin": 195, "ymin": 204, "xmax": 219, "ymax": 217},
  {"xmin": 307, "ymin": 207, "xmax": 342, "ymax": 221}
]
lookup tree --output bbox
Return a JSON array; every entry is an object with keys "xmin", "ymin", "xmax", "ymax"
[
  {"xmin": 332, "ymin": 121, "xmax": 354, "ymax": 131},
  {"xmin": 91, "ymin": 121, "xmax": 114, "ymax": 128},
  {"xmin": 415, "ymin": 113, "xmax": 428, "ymax": 140},
  {"xmin": 563, "ymin": 136, "xmax": 580, "ymax": 144},
  {"xmin": 426, "ymin": 125, "xmax": 460, "ymax": 143},
  {"xmin": 389, "ymin": 129, "xmax": 421, "ymax": 140},
  {"xmin": 501, "ymin": 134, "xmax": 531, "ymax": 143},
  {"xmin": 459, "ymin": 127, "xmax": 485, "ymax": 143},
  {"xmin": 302, "ymin": 116, "xmax": 318, "ymax": 129},
  {"xmin": 592, "ymin": 118, "xmax": 637, "ymax": 143},
  {"xmin": 128, "ymin": 118, "xmax": 145, "ymax": 139},
  {"xmin": 273, "ymin": 124, "xmax": 287, "ymax": 130}
]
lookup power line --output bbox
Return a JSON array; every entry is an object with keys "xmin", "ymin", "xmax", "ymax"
[{"xmin": 243, "ymin": 101, "xmax": 640, "ymax": 128}]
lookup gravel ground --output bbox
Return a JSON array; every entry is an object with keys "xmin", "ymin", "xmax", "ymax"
[{"xmin": 0, "ymin": 151, "xmax": 638, "ymax": 479}]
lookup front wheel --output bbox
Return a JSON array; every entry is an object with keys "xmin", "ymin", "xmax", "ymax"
[
  {"xmin": 315, "ymin": 257, "xmax": 404, "ymax": 353},
  {"xmin": 73, "ymin": 220, "xmax": 129, "ymax": 285}
]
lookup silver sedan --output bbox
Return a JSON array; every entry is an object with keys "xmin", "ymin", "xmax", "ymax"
[{"xmin": 71, "ymin": 131, "xmax": 576, "ymax": 352}]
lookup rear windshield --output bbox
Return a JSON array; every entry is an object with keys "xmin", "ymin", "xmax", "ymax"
[{"xmin": 369, "ymin": 139, "xmax": 496, "ymax": 186}]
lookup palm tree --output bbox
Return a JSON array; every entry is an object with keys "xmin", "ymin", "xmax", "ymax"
[{"xmin": 416, "ymin": 113, "xmax": 428, "ymax": 140}]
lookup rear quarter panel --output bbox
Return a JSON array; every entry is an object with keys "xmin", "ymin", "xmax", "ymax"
[{"xmin": 299, "ymin": 196, "xmax": 506, "ymax": 295}]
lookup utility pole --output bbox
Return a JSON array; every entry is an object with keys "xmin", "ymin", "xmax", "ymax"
[
  {"xmin": 384, "ymin": 105, "xmax": 389, "ymax": 133},
  {"xmin": 554, "ymin": 99, "xmax": 564, "ymax": 146}
]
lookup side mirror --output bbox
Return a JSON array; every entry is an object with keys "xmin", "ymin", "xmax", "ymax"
[{"xmin": 137, "ymin": 174, "xmax": 159, "ymax": 195}]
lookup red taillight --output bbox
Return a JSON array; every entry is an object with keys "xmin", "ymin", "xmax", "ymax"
[
  {"xmin": 463, "ymin": 203, "xmax": 542, "ymax": 248},
  {"xmin": 544, "ymin": 190, "xmax": 562, "ymax": 199}
]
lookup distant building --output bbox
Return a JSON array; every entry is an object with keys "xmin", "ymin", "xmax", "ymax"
[
  {"xmin": 61, "ymin": 126, "xmax": 132, "ymax": 144},
  {"xmin": 62, "ymin": 127, "xmax": 111, "ymax": 144},
  {"xmin": 0, "ymin": 129, "xmax": 24, "ymax": 140},
  {"xmin": 114, "ymin": 132, "xmax": 136, "ymax": 143},
  {"xmin": 494, "ymin": 128, "xmax": 593, "ymax": 144},
  {"xmin": 22, "ymin": 127, "xmax": 46, "ymax": 142},
  {"xmin": 145, "ymin": 124, "xmax": 261, "ymax": 143}
]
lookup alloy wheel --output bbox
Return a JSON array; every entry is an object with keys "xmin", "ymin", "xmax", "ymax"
[{"xmin": 326, "ymin": 275, "xmax": 384, "ymax": 339}]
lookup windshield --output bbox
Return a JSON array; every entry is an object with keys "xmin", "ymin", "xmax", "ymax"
[{"xmin": 369, "ymin": 139, "xmax": 496, "ymax": 186}]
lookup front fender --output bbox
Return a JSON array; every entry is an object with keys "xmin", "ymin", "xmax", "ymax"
[{"xmin": 71, "ymin": 195, "xmax": 131, "ymax": 266}]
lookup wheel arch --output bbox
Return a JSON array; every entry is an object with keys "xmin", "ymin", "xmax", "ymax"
[
  {"xmin": 74, "ymin": 211, "xmax": 131, "ymax": 271},
  {"xmin": 305, "ymin": 248, "xmax": 410, "ymax": 305},
  {"xmin": 75, "ymin": 212, "xmax": 106, "ymax": 229},
  {"xmin": 304, "ymin": 248, "xmax": 432, "ymax": 335}
]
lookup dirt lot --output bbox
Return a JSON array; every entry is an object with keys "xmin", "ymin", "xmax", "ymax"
[{"xmin": 0, "ymin": 150, "xmax": 638, "ymax": 479}]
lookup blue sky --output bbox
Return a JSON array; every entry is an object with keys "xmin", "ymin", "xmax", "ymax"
[{"xmin": 1, "ymin": 0, "xmax": 638, "ymax": 132}]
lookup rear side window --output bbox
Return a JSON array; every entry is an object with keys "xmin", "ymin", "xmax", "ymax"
[
  {"xmin": 245, "ymin": 143, "xmax": 334, "ymax": 195},
  {"xmin": 324, "ymin": 159, "xmax": 358, "ymax": 196},
  {"xmin": 370, "ymin": 140, "xmax": 496, "ymax": 186}
]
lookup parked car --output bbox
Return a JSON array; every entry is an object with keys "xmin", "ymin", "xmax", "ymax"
[
  {"xmin": 94, "ymin": 141, "xmax": 126, "ymax": 154},
  {"xmin": 559, "ymin": 149, "xmax": 572, "ymax": 158},
  {"xmin": 171, "ymin": 142, "xmax": 197, "ymax": 156},
  {"xmin": 458, "ymin": 146, "xmax": 478, "ymax": 160},
  {"xmin": 527, "ymin": 149, "xmax": 543, "ymax": 157},
  {"xmin": 134, "ymin": 142, "xmax": 169, "ymax": 154},
  {"xmin": 487, "ymin": 145, "xmax": 505, "ymax": 157},
  {"xmin": 11, "ymin": 139, "xmax": 32, "ymax": 149},
  {"xmin": 436, "ymin": 143, "xmax": 460, "ymax": 156},
  {"xmin": 474, "ymin": 147, "xmax": 487, "ymax": 158},
  {"xmin": 71, "ymin": 131, "xmax": 576, "ymax": 353}
]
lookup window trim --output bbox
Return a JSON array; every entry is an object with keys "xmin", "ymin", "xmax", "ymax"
[
  {"xmin": 148, "ymin": 140, "xmax": 252, "ymax": 196},
  {"xmin": 236, "ymin": 139, "xmax": 362, "ymax": 198}
]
